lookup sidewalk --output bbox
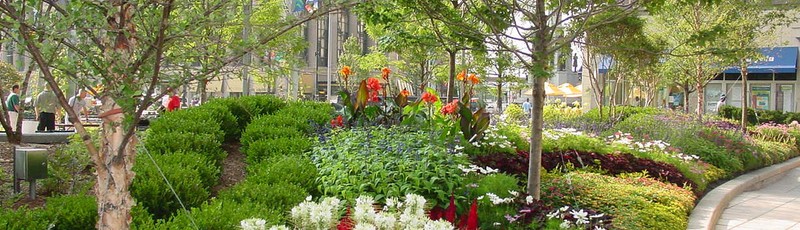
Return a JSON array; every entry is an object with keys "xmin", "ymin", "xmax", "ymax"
[{"xmin": 715, "ymin": 167, "xmax": 800, "ymax": 230}]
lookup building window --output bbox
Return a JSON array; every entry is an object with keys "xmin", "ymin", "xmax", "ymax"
[
  {"xmin": 5, "ymin": 43, "xmax": 14, "ymax": 64},
  {"xmin": 777, "ymin": 84, "xmax": 794, "ymax": 112},
  {"xmin": 357, "ymin": 22, "xmax": 368, "ymax": 54},
  {"xmin": 317, "ymin": 16, "xmax": 328, "ymax": 67}
]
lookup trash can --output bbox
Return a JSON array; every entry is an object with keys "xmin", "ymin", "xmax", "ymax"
[{"xmin": 14, "ymin": 147, "xmax": 47, "ymax": 199}]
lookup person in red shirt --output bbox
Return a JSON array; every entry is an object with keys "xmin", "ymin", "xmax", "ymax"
[{"xmin": 167, "ymin": 89, "xmax": 181, "ymax": 112}]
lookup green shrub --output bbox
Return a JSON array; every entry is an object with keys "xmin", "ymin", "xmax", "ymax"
[
  {"xmin": 245, "ymin": 137, "xmax": 311, "ymax": 163},
  {"xmin": 148, "ymin": 108, "xmax": 225, "ymax": 141},
  {"xmin": 151, "ymin": 198, "xmax": 283, "ymax": 229},
  {"xmin": 205, "ymin": 98, "xmax": 252, "ymax": 130},
  {"xmin": 238, "ymin": 95, "xmax": 287, "ymax": 117},
  {"xmin": 468, "ymin": 173, "xmax": 521, "ymax": 229},
  {"xmin": 0, "ymin": 207, "xmax": 49, "ymax": 230},
  {"xmin": 247, "ymin": 155, "xmax": 318, "ymax": 192},
  {"xmin": 193, "ymin": 104, "xmax": 239, "ymax": 141},
  {"xmin": 312, "ymin": 127, "xmax": 469, "ymax": 206},
  {"xmin": 44, "ymin": 194, "xmax": 97, "ymax": 230},
  {"xmin": 43, "ymin": 132, "xmax": 96, "ymax": 195},
  {"xmin": 132, "ymin": 152, "xmax": 218, "ymax": 219},
  {"xmin": 496, "ymin": 123, "xmax": 530, "ymax": 151},
  {"xmin": 544, "ymin": 171, "xmax": 695, "ymax": 230},
  {"xmin": 277, "ymin": 101, "xmax": 334, "ymax": 127},
  {"xmin": 240, "ymin": 124, "xmax": 304, "ymax": 152},
  {"xmin": 583, "ymin": 105, "xmax": 661, "ymax": 122},
  {"xmin": 503, "ymin": 104, "xmax": 525, "ymax": 124},
  {"xmin": 143, "ymin": 131, "xmax": 225, "ymax": 166},
  {"xmin": 217, "ymin": 181, "xmax": 308, "ymax": 213}
]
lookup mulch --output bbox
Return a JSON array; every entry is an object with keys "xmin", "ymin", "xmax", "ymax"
[{"xmin": 211, "ymin": 141, "xmax": 247, "ymax": 196}]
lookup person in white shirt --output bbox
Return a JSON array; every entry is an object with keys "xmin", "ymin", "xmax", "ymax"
[{"xmin": 66, "ymin": 89, "xmax": 89, "ymax": 124}]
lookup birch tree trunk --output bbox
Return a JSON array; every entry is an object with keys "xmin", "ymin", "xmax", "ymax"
[{"xmin": 96, "ymin": 98, "xmax": 137, "ymax": 229}]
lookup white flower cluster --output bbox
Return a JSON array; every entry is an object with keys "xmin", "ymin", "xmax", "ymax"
[
  {"xmin": 471, "ymin": 127, "xmax": 513, "ymax": 149},
  {"xmin": 546, "ymin": 206, "xmax": 607, "ymax": 230},
  {"xmin": 607, "ymin": 131, "xmax": 701, "ymax": 162},
  {"xmin": 353, "ymin": 194, "xmax": 453, "ymax": 230},
  {"xmin": 287, "ymin": 196, "xmax": 342, "ymax": 230},
  {"xmin": 543, "ymin": 128, "xmax": 584, "ymax": 140},
  {"xmin": 458, "ymin": 164, "xmax": 499, "ymax": 175},
  {"xmin": 477, "ymin": 191, "xmax": 524, "ymax": 205},
  {"xmin": 260, "ymin": 194, "xmax": 453, "ymax": 230},
  {"xmin": 240, "ymin": 218, "xmax": 268, "ymax": 230}
]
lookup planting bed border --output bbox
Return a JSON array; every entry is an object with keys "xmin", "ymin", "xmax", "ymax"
[{"xmin": 687, "ymin": 156, "xmax": 800, "ymax": 230}]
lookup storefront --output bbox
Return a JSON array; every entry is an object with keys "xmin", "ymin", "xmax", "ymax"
[{"xmin": 705, "ymin": 47, "xmax": 799, "ymax": 113}]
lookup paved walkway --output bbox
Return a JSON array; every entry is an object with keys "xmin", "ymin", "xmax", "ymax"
[{"xmin": 716, "ymin": 167, "xmax": 800, "ymax": 230}]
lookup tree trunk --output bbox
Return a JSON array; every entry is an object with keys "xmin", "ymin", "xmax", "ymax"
[
  {"xmin": 741, "ymin": 65, "xmax": 748, "ymax": 133},
  {"xmin": 527, "ymin": 76, "xmax": 545, "ymax": 199},
  {"xmin": 96, "ymin": 98, "xmax": 136, "ymax": 229},
  {"xmin": 696, "ymin": 82, "xmax": 705, "ymax": 120},
  {"xmin": 198, "ymin": 79, "xmax": 208, "ymax": 104},
  {"xmin": 682, "ymin": 85, "xmax": 691, "ymax": 114},
  {"xmin": 496, "ymin": 79, "xmax": 503, "ymax": 113},
  {"xmin": 446, "ymin": 50, "xmax": 456, "ymax": 101}
]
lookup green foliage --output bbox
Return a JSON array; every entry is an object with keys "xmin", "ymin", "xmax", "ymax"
[
  {"xmin": 583, "ymin": 106, "xmax": 662, "ymax": 122},
  {"xmin": 143, "ymin": 131, "xmax": 225, "ymax": 166},
  {"xmin": 205, "ymin": 97, "xmax": 253, "ymax": 130},
  {"xmin": 312, "ymin": 127, "xmax": 469, "ymax": 206},
  {"xmin": 496, "ymin": 123, "xmax": 530, "ymax": 151},
  {"xmin": 147, "ymin": 199, "xmax": 283, "ymax": 230},
  {"xmin": 132, "ymin": 151, "xmax": 219, "ymax": 219},
  {"xmin": 0, "ymin": 61, "xmax": 22, "ymax": 90},
  {"xmin": 503, "ymin": 103, "xmax": 525, "ymax": 124},
  {"xmin": 247, "ymin": 155, "xmax": 318, "ymax": 193},
  {"xmin": 44, "ymin": 194, "xmax": 97, "ymax": 230},
  {"xmin": 0, "ymin": 207, "xmax": 50, "ymax": 230},
  {"xmin": 277, "ymin": 101, "xmax": 334, "ymax": 128},
  {"xmin": 42, "ymin": 132, "xmax": 97, "ymax": 195},
  {"xmin": 718, "ymin": 105, "xmax": 759, "ymax": 125},
  {"xmin": 148, "ymin": 108, "xmax": 225, "ymax": 141},
  {"xmin": 217, "ymin": 181, "xmax": 308, "ymax": 213},
  {"xmin": 544, "ymin": 172, "xmax": 696, "ymax": 230},
  {"xmin": 469, "ymin": 173, "xmax": 521, "ymax": 229},
  {"xmin": 241, "ymin": 120, "xmax": 304, "ymax": 153},
  {"xmin": 245, "ymin": 137, "xmax": 312, "ymax": 163},
  {"xmin": 237, "ymin": 95, "xmax": 287, "ymax": 117},
  {"xmin": 193, "ymin": 104, "xmax": 239, "ymax": 141}
]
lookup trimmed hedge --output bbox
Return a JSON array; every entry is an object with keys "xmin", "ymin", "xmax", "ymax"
[
  {"xmin": 543, "ymin": 171, "xmax": 695, "ymax": 230},
  {"xmin": 238, "ymin": 95, "xmax": 287, "ymax": 117},
  {"xmin": 132, "ymin": 151, "xmax": 219, "ymax": 219},
  {"xmin": 143, "ymin": 132, "xmax": 225, "ymax": 166},
  {"xmin": 217, "ymin": 181, "xmax": 308, "ymax": 213},
  {"xmin": 718, "ymin": 105, "xmax": 800, "ymax": 125},
  {"xmin": 246, "ymin": 155, "xmax": 318, "ymax": 192},
  {"xmin": 245, "ymin": 137, "xmax": 311, "ymax": 163},
  {"xmin": 44, "ymin": 194, "xmax": 97, "ymax": 230},
  {"xmin": 142, "ymin": 199, "xmax": 282, "ymax": 229}
]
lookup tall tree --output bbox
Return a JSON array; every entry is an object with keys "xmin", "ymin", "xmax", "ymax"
[
  {"xmin": 0, "ymin": 0, "xmax": 358, "ymax": 228},
  {"xmin": 651, "ymin": 0, "xmax": 794, "ymax": 119}
]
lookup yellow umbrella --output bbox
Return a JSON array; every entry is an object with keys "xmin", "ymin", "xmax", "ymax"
[
  {"xmin": 558, "ymin": 83, "xmax": 582, "ymax": 98},
  {"xmin": 523, "ymin": 82, "xmax": 564, "ymax": 96}
]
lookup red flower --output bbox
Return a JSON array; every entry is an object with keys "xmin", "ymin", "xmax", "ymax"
[
  {"xmin": 444, "ymin": 195, "xmax": 457, "ymax": 223},
  {"xmin": 421, "ymin": 92, "xmax": 438, "ymax": 104},
  {"xmin": 337, "ymin": 207, "xmax": 354, "ymax": 230},
  {"xmin": 366, "ymin": 77, "xmax": 382, "ymax": 92},
  {"xmin": 466, "ymin": 199, "xmax": 479, "ymax": 230},
  {"xmin": 429, "ymin": 206, "xmax": 445, "ymax": 220},
  {"xmin": 330, "ymin": 115, "xmax": 343, "ymax": 128},
  {"xmin": 369, "ymin": 91, "xmax": 380, "ymax": 103},
  {"xmin": 440, "ymin": 100, "xmax": 459, "ymax": 115},
  {"xmin": 381, "ymin": 67, "xmax": 391, "ymax": 81},
  {"xmin": 400, "ymin": 89, "xmax": 410, "ymax": 97}
]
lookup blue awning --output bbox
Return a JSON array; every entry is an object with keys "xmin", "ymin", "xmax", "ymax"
[
  {"xmin": 723, "ymin": 47, "xmax": 798, "ymax": 74},
  {"xmin": 598, "ymin": 56, "xmax": 613, "ymax": 74}
]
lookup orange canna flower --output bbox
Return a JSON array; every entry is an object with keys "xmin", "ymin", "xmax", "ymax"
[
  {"xmin": 381, "ymin": 67, "xmax": 391, "ymax": 81},
  {"xmin": 457, "ymin": 70, "xmax": 466, "ymax": 81},
  {"xmin": 421, "ymin": 92, "xmax": 438, "ymax": 104},
  {"xmin": 468, "ymin": 74, "xmax": 480, "ymax": 84},
  {"xmin": 340, "ymin": 66, "xmax": 352, "ymax": 80},
  {"xmin": 400, "ymin": 89, "xmax": 410, "ymax": 97},
  {"xmin": 440, "ymin": 100, "xmax": 459, "ymax": 115}
]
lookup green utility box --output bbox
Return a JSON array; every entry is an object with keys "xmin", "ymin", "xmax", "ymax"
[
  {"xmin": 14, "ymin": 148, "xmax": 48, "ymax": 180},
  {"xmin": 14, "ymin": 147, "xmax": 47, "ymax": 199}
]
